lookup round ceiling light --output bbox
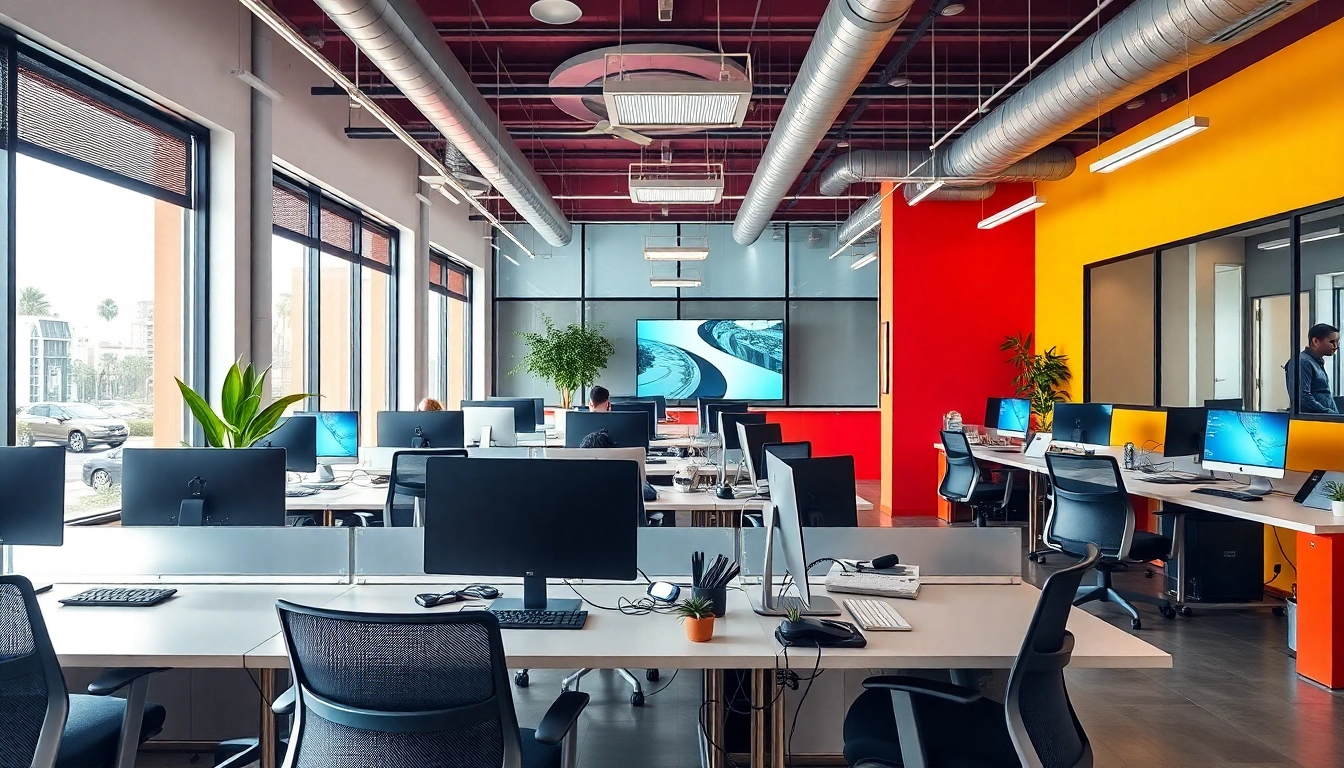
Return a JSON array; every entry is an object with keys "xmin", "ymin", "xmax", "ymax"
[
  {"xmin": 941, "ymin": 3, "xmax": 966, "ymax": 15},
  {"xmin": 886, "ymin": 75, "xmax": 912, "ymax": 87},
  {"xmin": 531, "ymin": 0, "xmax": 583, "ymax": 25}
]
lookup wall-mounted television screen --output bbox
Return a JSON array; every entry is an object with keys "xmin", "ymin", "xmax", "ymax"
[{"xmin": 636, "ymin": 319, "xmax": 784, "ymax": 400}]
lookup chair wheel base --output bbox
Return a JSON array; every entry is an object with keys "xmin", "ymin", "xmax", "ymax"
[
  {"xmin": 1131, "ymin": 618, "xmax": 1142, "ymax": 630},
  {"xmin": 514, "ymin": 671, "xmax": 530, "ymax": 687},
  {"xmin": 646, "ymin": 669, "xmax": 659, "ymax": 682},
  {"xmin": 1160, "ymin": 605, "xmax": 1177, "ymax": 620},
  {"xmin": 1179, "ymin": 606, "xmax": 1194, "ymax": 617},
  {"xmin": 631, "ymin": 692, "xmax": 644, "ymax": 707}
]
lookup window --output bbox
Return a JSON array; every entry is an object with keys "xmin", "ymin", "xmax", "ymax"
[
  {"xmin": 429, "ymin": 252, "xmax": 472, "ymax": 407},
  {"xmin": 5, "ymin": 35, "xmax": 206, "ymax": 521},
  {"xmin": 271, "ymin": 172, "xmax": 397, "ymax": 437}
]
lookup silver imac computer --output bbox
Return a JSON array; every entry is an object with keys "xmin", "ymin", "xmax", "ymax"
[
  {"xmin": 750, "ymin": 451, "xmax": 841, "ymax": 617},
  {"xmin": 463, "ymin": 406, "xmax": 518, "ymax": 447},
  {"xmin": 1201, "ymin": 409, "xmax": 1290, "ymax": 495}
]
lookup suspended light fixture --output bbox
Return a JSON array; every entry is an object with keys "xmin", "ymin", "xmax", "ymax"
[
  {"xmin": 1089, "ymin": 116, "xmax": 1210, "ymax": 174},
  {"xmin": 650, "ymin": 277, "xmax": 703, "ymax": 288},
  {"xmin": 977, "ymin": 195, "xmax": 1046, "ymax": 229},
  {"xmin": 1256, "ymin": 227, "xmax": 1343, "ymax": 251},
  {"xmin": 851, "ymin": 252, "xmax": 878, "ymax": 270},
  {"xmin": 906, "ymin": 180, "xmax": 946, "ymax": 206}
]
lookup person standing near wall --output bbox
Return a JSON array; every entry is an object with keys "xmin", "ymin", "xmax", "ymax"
[{"xmin": 1286, "ymin": 323, "xmax": 1340, "ymax": 414}]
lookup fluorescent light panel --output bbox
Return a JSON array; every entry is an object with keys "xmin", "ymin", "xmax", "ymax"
[
  {"xmin": 978, "ymin": 195, "xmax": 1046, "ymax": 229},
  {"xmin": 644, "ymin": 247, "xmax": 709, "ymax": 260},
  {"xmin": 631, "ymin": 186, "xmax": 722, "ymax": 203},
  {"xmin": 851, "ymin": 252, "xmax": 878, "ymax": 270},
  {"xmin": 1089, "ymin": 116, "xmax": 1210, "ymax": 173},
  {"xmin": 232, "ymin": 69, "xmax": 283, "ymax": 102},
  {"xmin": 906, "ymin": 180, "xmax": 946, "ymax": 206},
  {"xmin": 1256, "ymin": 227, "xmax": 1343, "ymax": 251},
  {"xmin": 649, "ymin": 277, "xmax": 702, "ymax": 287},
  {"xmin": 604, "ymin": 80, "xmax": 752, "ymax": 129}
]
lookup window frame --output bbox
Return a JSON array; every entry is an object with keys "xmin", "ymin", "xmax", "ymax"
[{"xmin": 429, "ymin": 249, "xmax": 473, "ymax": 403}]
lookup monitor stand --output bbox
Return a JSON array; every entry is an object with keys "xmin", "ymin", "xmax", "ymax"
[
  {"xmin": 749, "ymin": 519, "xmax": 840, "ymax": 617},
  {"xmin": 314, "ymin": 462, "xmax": 336, "ymax": 483},
  {"xmin": 488, "ymin": 576, "xmax": 581, "ymax": 614},
  {"xmin": 1243, "ymin": 476, "xmax": 1275, "ymax": 496}
]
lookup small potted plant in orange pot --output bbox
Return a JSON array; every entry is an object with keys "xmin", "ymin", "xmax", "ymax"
[{"xmin": 676, "ymin": 595, "xmax": 716, "ymax": 642}]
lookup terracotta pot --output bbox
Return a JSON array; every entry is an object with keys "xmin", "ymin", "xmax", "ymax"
[{"xmin": 684, "ymin": 616, "xmax": 715, "ymax": 642}]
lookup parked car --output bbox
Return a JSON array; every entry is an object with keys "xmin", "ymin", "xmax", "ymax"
[
  {"xmin": 82, "ymin": 448, "xmax": 123, "ymax": 490},
  {"xmin": 93, "ymin": 400, "xmax": 148, "ymax": 419},
  {"xmin": 17, "ymin": 402, "xmax": 129, "ymax": 452}
]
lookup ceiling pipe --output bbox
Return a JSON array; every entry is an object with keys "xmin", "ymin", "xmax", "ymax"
[
  {"xmin": 817, "ymin": 146, "xmax": 1075, "ymax": 195},
  {"xmin": 941, "ymin": 0, "xmax": 1317, "ymax": 178},
  {"xmin": 731, "ymin": 0, "xmax": 916, "ymax": 246},
  {"xmin": 309, "ymin": 0, "xmax": 572, "ymax": 246},
  {"xmin": 836, "ymin": 194, "xmax": 884, "ymax": 246},
  {"xmin": 902, "ymin": 182, "xmax": 995, "ymax": 202}
]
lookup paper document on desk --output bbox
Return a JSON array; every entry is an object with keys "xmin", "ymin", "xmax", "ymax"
[{"xmin": 825, "ymin": 563, "xmax": 920, "ymax": 599}]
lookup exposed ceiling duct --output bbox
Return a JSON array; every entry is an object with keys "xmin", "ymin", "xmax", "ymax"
[
  {"xmin": 836, "ymin": 194, "xmax": 884, "ymax": 246},
  {"xmin": 941, "ymin": 0, "xmax": 1316, "ymax": 179},
  {"xmin": 731, "ymin": 0, "xmax": 915, "ymax": 245},
  {"xmin": 902, "ymin": 182, "xmax": 996, "ymax": 202},
  {"xmin": 817, "ymin": 146, "xmax": 1076, "ymax": 196},
  {"xmin": 310, "ymin": 0, "xmax": 573, "ymax": 246}
]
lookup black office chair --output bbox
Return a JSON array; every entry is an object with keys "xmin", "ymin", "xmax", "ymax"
[
  {"xmin": 0, "ymin": 575, "xmax": 167, "ymax": 768},
  {"xmin": 1044, "ymin": 453, "xmax": 1179, "ymax": 629},
  {"xmin": 939, "ymin": 430, "xmax": 1014, "ymax": 527},
  {"xmin": 842, "ymin": 544, "xmax": 1100, "ymax": 768},
  {"xmin": 275, "ymin": 600, "xmax": 588, "ymax": 768},
  {"xmin": 384, "ymin": 449, "xmax": 468, "ymax": 527}
]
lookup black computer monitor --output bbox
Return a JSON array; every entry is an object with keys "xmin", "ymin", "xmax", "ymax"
[
  {"xmin": 752, "ymin": 451, "xmax": 840, "ymax": 617},
  {"xmin": 424, "ymin": 457, "xmax": 640, "ymax": 612},
  {"xmin": 257, "ymin": 415, "xmax": 317, "ymax": 473},
  {"xmin": 487, "ymin": 396, "xmax": 544, "ymax": 429},
  {"xmin": 1163, "ymin": 407, "xmax": 1208, "ymax": 458},
  {"xmin": 467, "ymin": 399, "xmax": 537, "ymax": 434},
  {"xmin": 0, "ymin": 447, "xmax": 64, "ymax": 546},
  {"xmin": 739, "ymin": 422, "xmax": 784, "ymax": 487},
  {"xmin": 121, "ymin": 448, "xmax": 286, "ymax": 526},
  {"xmin": 720, "ymin": 412, "xmax": 766, "ymax": 451},
  {"xmin": 698, "ymin": 398, "xmax": 747, "ymax": 433},
  {"xmin": 563, "ymin": 411, "xmax": 650, "ymax": 450},
  {"xmin": 1204, "ymin": 398, "xmax": 1244, "ymax": 411},
  {"xmin": 703, "ymin": 401, "xmax": 750, "ymax": 435},
  {"xmin": 784, "ymin": 456, "xmax": 857, "ymax": 527},
  {"xmin": 610, "ymin": 400, "xmax": 657, "ymax": 439},
  {"xmin": 612, "ymin": 395, "xmax": 667, "ymax": 421},
  {"xmin": 761, "ymin": 441, "xmax": 812, "ymax": 482},
  {"xmin": 1050, "ymin": 403, "xmax": 1114, "ymax": 447},
  {"xmin": 984, "ymin": 397, "xmax": 1003, "ymax": 429},
  {"xmin": 377, "ymin": 410, "xmax": 465, "ymax": 448}
]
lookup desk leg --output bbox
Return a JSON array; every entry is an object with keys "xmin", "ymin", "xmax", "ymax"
[
  {"xmin": 751, "ymin": 669, "xmax": 768, "ymax": 768},
  {"xmin": 1296, "ymin": 532, "xmax": 1344, "ymax": 689},
  {"xmin": 1027, "ymin": 472, "xmax": 1042, "ymax": 552},
  {"xmin": 770, "ymin": 675, "xmax": 785, "ymax": 768},
  {"xmin": 702, "ymin": 670, "xmax": 724, "ymax": 768},
  {"xmin": 260, "ymin": 669, "xmax": 277, "ymax": 768}
]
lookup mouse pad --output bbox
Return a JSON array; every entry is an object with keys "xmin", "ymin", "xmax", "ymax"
[{"xmin": 774, "ymin": 622, "xmax": 868, "ymax": 648}]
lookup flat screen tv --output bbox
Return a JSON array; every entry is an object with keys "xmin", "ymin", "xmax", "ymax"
[{"xmin": 636, "ymin": 319, "xmax": 784, "ymax": 400}]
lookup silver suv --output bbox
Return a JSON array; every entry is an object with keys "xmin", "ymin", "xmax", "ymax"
[{"xmin": 18, "ymin": 402, "xmax": 129, "ymax": 453}]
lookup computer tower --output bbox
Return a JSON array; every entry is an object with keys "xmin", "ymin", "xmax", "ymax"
[{"xmin": 1161, "ymin": 510, "xmax": 1264, "ymax": 603}]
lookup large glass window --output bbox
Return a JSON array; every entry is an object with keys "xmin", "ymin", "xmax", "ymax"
[{"xmin": 429, "ymin": 252, "xmax": 472, "ymax": 407}]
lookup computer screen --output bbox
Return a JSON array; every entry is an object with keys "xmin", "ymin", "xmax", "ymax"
[
  {"xmin": 258, "ymin": 415, "xmax": 317, "ymax": 472},
  {"xmin": 472, "ymin": 398, "xmax": 540, "ymax": 433},
  {"xmin": 720, "ymin": 412, "xmax": 766, "ymax": 451},
  {"xmin": 462, "ymin": 406, "xmax": 518, "ymax": 447},
  {"xmin": 996, "ymin": 398, "xmax": 1031, "ymax": 438},
  {"xmin": 698, "ymin": 398, "xmax": 748, "ymax": 432},
  {"xmin": 0, "ymin": 446, "xmax": 64, "ymax": 546},
  {"xmin": 489, "ymin": 396, "xmax": 546, "ymax": 427},
  {"xmin": 1050, "ymin": 403, "xmax": 1113, "ymax": 447},
  {"xmin": 984, "ymin": 397, "xmax": 1003, "ymax": 429},
  {"xmin": 739, "ymin": 422, "xmax": 784, "ymax": 486},
  {"xmin": 610, "ymin": 400, "xmax": 657, "ymax": 439},
  {"xmin": 424, "ymin": 457, "xmax": 640, "ymax": 612},
  {"xmin": 703, "ymin": 401, "xmax": 750, "ymax": 435},
  {"xmin": 377, "ymin": 410, "xmax": 465, "ymax": 448},
  {"xmin": 784, "ymin": 455, "xmax": 858, "ymax": 527},
  {"xmin": 636, "ymin": 319, "xmax": 784, "ymax": 400},
  {"xmin": 563, "ymin": 411, "xmax": 650, "ymax": 450},
  {"xmin": 753, "ymin": 451, "xmax": 839, "ymax": 617},
  {"xmin": 612, "ymin": 395, "xmax": 667, "ymax": 421},
  {"xmin": 761, "ymin": 441, "xmax": 812, "ymax": 482},
  {"xmin": 294, "ymin": 411, "xmax": 359, "ymax": 459},
  {"xmin": 121, "ymin": 448, "xmax": 286, "ymax": 526},
  {"xmin": 1202, "ymin": 410, "xmax": 1289, "ymax": 477},
  {"xmin": 1163, "ymin": 407, "xmax": 1207, "ymax": 458}
]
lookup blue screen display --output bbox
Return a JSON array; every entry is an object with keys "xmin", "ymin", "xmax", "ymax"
[
  {"xmin": 636, "ymin": 320, "xmax": 784, "ymax": 400},
  {"xmin": 297, "ymin": 411, "xmax": 359, "ymax": 458},
  {"xmin": 1202, "ymin": 410, "xmax": 1289, "ymax": 470},
  {"xmin": 997, "ymin": 399, "xmax": 1031, "ymax": 434}
]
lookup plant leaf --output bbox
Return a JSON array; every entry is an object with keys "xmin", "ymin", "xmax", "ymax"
[
  {"xmin": 243, "ymin": 394, "xmax": 312, "ymax": 448},
  {"xmin": 176, "ymin": 377, "xmax": 227, "ymax": 447},
  {"xmin": 220, "ymin": 362, "xmax": 244, "ymax": 426}
]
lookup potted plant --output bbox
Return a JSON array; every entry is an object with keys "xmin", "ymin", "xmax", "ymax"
[
  {"xmin": 781, "ymin": 604, "xmax": 806, "ymax": 635},
  {"xmin": 175, "ymin": 359, "xmax": 311, "ymax": 447},
  {"xmin": 676, "ymin": 595, "xmax": 717, "ymax": 642},
  {"xmin": 1324, "ymin": 481, "xmax": 1344, "ymax": 517},
  {"xmin": 1000, "ymin": 333, "xmax": 1072, "ymax": 431},
  {"xmin": 510, "ymin": 314, "xmax": 615, "ymax": 410}
]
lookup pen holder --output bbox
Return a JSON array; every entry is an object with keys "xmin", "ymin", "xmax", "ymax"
[{"xmin": 692, "ymin": 587, "xmax": 727, "ymax": 618}]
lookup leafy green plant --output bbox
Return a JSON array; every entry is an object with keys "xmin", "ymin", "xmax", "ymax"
[
  {"xmin": 1000, "ymin": 333, "xmax": 1072, "ymax": 429},
  {"xmin": 784, "ymin": 604, "xmax": 803, "ymax": 623},
  {"xmin": 126, "ymin": 419, "xmax": 154, "ymax": 438},
  {"xmin": 175, "ymin": 359, "xmax": 311, "ymax": 448},
  {"xmin": 674, "ymin": 595, "xmax": 716, "ymax": 620},
  {"xmin": 510, "ymin": 314, "xmax": 615, "ymax": 409},
  {"xmin": 1324, "ymin": 481, "xmax": 1344, "ymax": 503}
]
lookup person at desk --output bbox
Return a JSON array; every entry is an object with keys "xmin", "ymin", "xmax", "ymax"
[
  {"xmin": 417, "ymin": 397, "xmax": 444, "ymax": 411},
  {"xmin": 589, "ymin": 385, "xmax": 611, "ymax": 413},
  {"xmin": 1285, "ymin": 323, "xmax": 1340, "ymax": 414}
]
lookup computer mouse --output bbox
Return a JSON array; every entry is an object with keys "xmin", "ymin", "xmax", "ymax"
[
  {"xmin": 458, "ymin": 584, "xmax": 501, "ymax": 600},
  {"xmin": 716, "ymin": 484, "xmax": 736, "ymax": 500}
]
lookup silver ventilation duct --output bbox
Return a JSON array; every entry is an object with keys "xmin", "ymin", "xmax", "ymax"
[
  {"xmin": 903, "ymin": 183, "xmax": 996, "ymax": 202},
  {"xmin": 731, "ymin": 0, "xmax": 915, "ymax": 245},
  {"xmin": 817, "ymin": 146, "xmax": 1074, "ymax": 196},
  {"xmin": 311, "ymin": 0, "xmax": 572, "ymax": 246},
  {"xmin": 942, "ymin": 0, "xmax": 1315, "ymax": 178},
  {"xmin": 835, "ymin": 183, "xmax": 997, "ymax": 246}
]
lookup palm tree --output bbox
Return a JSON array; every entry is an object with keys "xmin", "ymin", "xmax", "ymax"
[
  {"xmin": 18, "ymin": 287, "xmax": 51, "ymax": 316},
  {"xmin": 96, "ymin": 298, "xmax": 119, "ymax": 323}
]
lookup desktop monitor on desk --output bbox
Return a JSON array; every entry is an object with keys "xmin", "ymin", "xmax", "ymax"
[
  {"xmin": 996, "ymin": 398, "xmax": 1032, "ymax": 439},
  {"xmin": 1050, "ymin": 403, "xmax": 1113, "ymax": 448},
  {"xmin": 761, "ymin": 442, "xmax": 812, "ymax": 482},
  {"xmin": 294, "ymin": 410, "xmax": 359, "ymax": 481},
  {"xmin": 378, "ymin": 410, "xmax": 465, "ymax": 449},
  {"xmin": 488, "ymin": 395, "xmax": 545, "ymax": 429},
  {"xmin": 258, "ymin": 415, "xmax": 317, "ymax": 473},
  {"xmin": 467, "ymin": 398, "xmax": 539, "ymax": 434},
  {"xmin": 719, "ymin": 412, "xmax": 766, "ymax": 451},
  {"xmin": 463, "ymin": 406, "xmax": 518, "ymax": 447},
  {"xmin": 424, "ymin": 457, "xmax": 639, "ymax": 613},
  {"xmin": 739, "ymin": 422, "xmax": 784, "ymax": 488},
  {"xmin": 781, "ymin": 456, "xmax": 857, "ymax": 527},
  {"xmin": 612, "ymin": 395, "xmax": 667, "ymax": 421},
  {"xmin": 0, "ymin": 446, "xmax": 64, "ymax": 547},
  {"xmin": 611, "ymin": 400, "xmax": 657, "ymax": 440},
  {"xmin": 1163, "ymin": 407, "xmax": 1208, "ymax": 458},
  {"xmin": 563, "ymin": 411, "xmax": 650, "ymax": 450},
  {"xmin": 1204, "ymin": 398, "xmax": 1244, "ymax": 411},
  {"xmin": 702, "ymin": 400, "xmax": 749, "ymax": 435},
  {"xmin": 1202, "ymin": 409, "xmax": 1290, "ymax": 495},
  {"xmin": 751, "ymin": 451, "xmax": 841, "ymax": 618},
  {"xmin": 121, "ymin": 448, "xmax": 286, "ymax": 526},
  {"xmin": 984, "ymin": 397, "xmax": 1002, "ymax": 429}
]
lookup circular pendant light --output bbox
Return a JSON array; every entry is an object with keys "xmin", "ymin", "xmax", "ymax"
[{"xmin": 531, "ymin": 0, "xmax": 583, "ymax": 25}]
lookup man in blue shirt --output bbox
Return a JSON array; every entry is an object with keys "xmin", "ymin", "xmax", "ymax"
[{"xmin": 1286, "ymin": 323, "xmax": 1340, "ymax": 414}]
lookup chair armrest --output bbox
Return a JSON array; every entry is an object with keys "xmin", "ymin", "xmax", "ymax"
[
  {"xmin": 272, "ymin": 686, "xmax": 297, "ymax": 715},
  {"xmin": 87, "ymin": 668, "xmax": 166, "ymax": 696},
  {"xmin": 861, "ymin": 675, "xmax": 981, "ymax": 704},
  {"xmin": 534, "ymin": 690, "xmax": 590, "ymax": 745}
]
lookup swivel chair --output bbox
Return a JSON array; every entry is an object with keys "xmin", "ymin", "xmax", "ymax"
[
  {"xmin": 842, "ymin": 544, "xmax": 1101, "ymax": 768},
  {"xmin": 1044, "ymin": 453, "xmax": 1180, "ymax": 629},
  {"xmin": 383, "ymin": 449, "xmax": 467, "ymax": 527},
  {"xmin": 938, "ymin": 430, "xmax": 1014, "ymax": 527}
]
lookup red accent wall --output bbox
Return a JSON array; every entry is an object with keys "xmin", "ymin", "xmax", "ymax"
[
  {"xmin": 762, "ymin": 410, "xmax": 880, "ymax": 480},
  {"xmin": 884, "ymin": 183, "xmax": 1037, "ymax": 515}
]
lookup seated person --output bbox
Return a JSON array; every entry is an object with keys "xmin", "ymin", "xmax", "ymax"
[
  {"xmin": 588, "ymin": 385, "xmax": 611, "ymax": 413},
  {"xmin": 582, "ymin": 429, "xmax": 657, "ymax": 502},
  {"xmin": 417, "ymin": 397, "xmax": 444, "ymax": 411}
]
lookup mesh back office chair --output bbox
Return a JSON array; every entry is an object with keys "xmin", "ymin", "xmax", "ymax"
[
  {"xmin": 275, "ymin": 601, "xmax": 588, "ymax": 768},
  {"xmin": 1044, "ymin": 453, "xmax": 1178, "ymax": 629},
  {"xmin": 0, "ymin": 576, "xmax": 167, "ymax": 768},
  {"xmin": 842, "ymin": 544, "xmax": 1101, "ymax": 768},
  {"xmin": 939, "ymin": 430, "xmax": 1015, "ymax": 527},
  {"xmin": 384, "ymin": 449, "xmax": 468, "ymax": 527}
]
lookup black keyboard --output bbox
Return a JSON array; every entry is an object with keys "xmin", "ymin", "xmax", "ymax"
[
  {"xmin": 285, "ymin": 486, "xmax": 320, "ymax": 497},
  {"xmin": 1140, "ymin": 476, "xmax": 1216, "ymax": 485},
  {"xmin": 490, "ymin": 609, "xmax": 588, "ymax": 630},
  {"xmin": 59, "ymin": 587, "xmax": 178, "ymax": 607},
  {"xmin": 1191, "ymin": 488, "xmax": 1263, "ymax": 502}
]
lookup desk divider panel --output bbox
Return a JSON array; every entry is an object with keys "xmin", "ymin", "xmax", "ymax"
[
  {"xmin": 740, "ymin": 527, "xmax": 1022, "ymax": 578},
  {"xmin": 6, "ymin": 527, "xmax": 353, "ymax": 583}
]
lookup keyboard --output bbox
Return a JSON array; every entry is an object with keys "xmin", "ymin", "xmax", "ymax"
[
  {"xmin": 1192, "ymin": 487, "xmax": 1263, "ymax": 502},
  {"xmin": 59, "ymin": 587, "xmax": 177, "ymax": 607},
  {"xmin": 285, "ymin": 486, "xmax": 320, "ymax": 497},
  {"xmin": 1138, "ymin": 476, "xmax": 1216, "ymax": 485},
  {"xmin": 490, "ymin": 609, "xmax": 588, "ymax": 630},
  {"xmin": 843, "ymin": 599, "xmax": 912, "ymax": 631}
]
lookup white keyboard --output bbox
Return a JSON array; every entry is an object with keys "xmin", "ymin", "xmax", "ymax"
[{"xmin": 843, "ymin": 599, "xmax": 912, "ymax": 632}]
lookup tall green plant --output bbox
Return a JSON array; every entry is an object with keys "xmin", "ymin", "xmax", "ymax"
[
  {"xmin": 175, "ymin": 359, "xmax": 311, "ymax": 448},
  {"xmin": 1000, "ymin": 333, "xmax": 1071, "ymax": 429},
  {"xmin": 510, "ymin": 314, "xmax": 615, "ymax": 409}
]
